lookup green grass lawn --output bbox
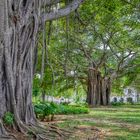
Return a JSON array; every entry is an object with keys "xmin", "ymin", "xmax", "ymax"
[{"xmin": 56, "ymin": 104, "xmax": 140, "ymax": 140}]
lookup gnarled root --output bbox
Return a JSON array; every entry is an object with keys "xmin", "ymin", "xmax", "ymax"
[{"xmin": 0, "ymin": 120, "xmax": 73, "ymax": 140}]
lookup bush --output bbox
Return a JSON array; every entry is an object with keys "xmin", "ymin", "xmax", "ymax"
[
  {"xmin": 111, "ymin": 101, "xmax": 136, "ymax": 106},
  {"xmin": 34, "ymin": 102, "xmax": 89, "ymax": 121},
  {"xmin": 68, "ymin": 102, "xmax": 88, "ymax": 108},
  {"xmin": 34, "ymin": 102, "xmax": 57, "ymax": 121},
  {"xmin": 3, "ymin": 112, "xmax": 14, "ymax": 126},
  {"xmin": 56, "ymin": 105, "xmax": 89, "ymax": 115},
  {"xmin": 111, "ymin": 102, "xmax": 125, "ymax": 106}
]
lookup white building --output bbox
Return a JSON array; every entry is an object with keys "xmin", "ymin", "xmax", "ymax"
[
  {"xmin": 44, "ymin": 96, "xmax": 73, "ymax": 104},
  {"xmin": 110, "ymin": 87, "xmax": 139, "ymax": 103}
]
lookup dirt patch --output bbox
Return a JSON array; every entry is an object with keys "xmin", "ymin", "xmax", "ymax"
[
  {"xmin": 42, "ymin": 121, "xmax": 106, "ymax": 140},
  {"xmin": 40, "ymin": 114, "xmax": 109, "ymax": 140},
  {"xmin": 3, "ymin": 127, "xmax": 31, "ymax": 140},
  {"xmin": 71, "ymin": 125, "xmax": 106, "ymax": 140}
]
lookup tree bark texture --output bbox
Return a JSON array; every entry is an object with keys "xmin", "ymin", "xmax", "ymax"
[
  {"xmin": 0, "ymin": 0, "xmax": 84, "ymax": 136},
  {"xmin": 87, "ymin": 68, "xmax": 111, "ymax": 106},
  {"xmin": 0, "ymin": 0, "xmax": 38, "ymax": 134}
]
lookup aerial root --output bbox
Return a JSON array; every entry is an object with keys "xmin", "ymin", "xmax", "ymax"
[
  {"xmin": 23, "ymin": 123, "xmax": 72, "ymax": 140},
  {"xmin": 0, "ymin": 122, "xmax": 72, "ymax": 140},
  {"xmin": 0, "ymin": 134, "xmax": 17, "ymax": 140},
  {"xmin": 49, "ymin": 124, "xmax": 72, "ymax": 137}
]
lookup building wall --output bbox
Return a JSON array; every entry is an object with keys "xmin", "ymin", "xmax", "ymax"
[{"xmin": 110, "ymin": 87, "xmax": 139, "ymax": 103}]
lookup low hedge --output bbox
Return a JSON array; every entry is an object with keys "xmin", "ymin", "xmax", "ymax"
[
  {"xmin": 56, "ymin": 105, "xmax": 89, "ymax": 115},
  {"xmin": 34, "ymin": 102, "xmax": 89, "ymax": 121}
]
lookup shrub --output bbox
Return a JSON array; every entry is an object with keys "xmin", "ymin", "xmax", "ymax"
[
  {"xmin": 68, "ymin": 102, "xmax": 88, "ymax": 108},
  {"xmin": 34, "ymin": 102, "xmax": 89, "ymax": 121},
  {"xmin": 51, "ymin": 104, "xmax": 89, "ymax": 115},
  {"xmin": 111, "ymin": 102, "xmax": 125, "ymax": 106},
  {"xmin": 34, "ymin": 103, "xmax": 46, "ymax": 119},
  {"xmin": 3, "ymin": 112, "xmax": 14, "ymax": 126},
  {"xmin": 34, "ymin": 102, "xmax": 57, "ymax": 121}
]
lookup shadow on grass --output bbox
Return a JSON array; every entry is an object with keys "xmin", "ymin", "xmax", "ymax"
[{"xmin": 57, "ymin": 105, "xmax": 140, "ymax": 140}]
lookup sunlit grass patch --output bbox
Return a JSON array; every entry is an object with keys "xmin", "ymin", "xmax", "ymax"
[{"xmin": 56, "ymin": 104, "xmax": 140, "ymax": 140}]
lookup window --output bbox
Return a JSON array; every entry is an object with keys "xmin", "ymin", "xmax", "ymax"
[
  {"xmin": 120, "ymin": 98, "xmax": 124, "ymax": 103},
  {"xmin": 128, "ymin": 89, "xmax": 132, "ymax": 96},
  {"xmin": 113, "ymin": 97, "xmax": 117, "ymax": 102},
  {"xmin": 127, "ymin": 97, "xmax": 133, "ymax": 103}
]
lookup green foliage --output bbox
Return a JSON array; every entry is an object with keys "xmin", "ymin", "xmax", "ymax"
[
  {"xmin": 3, "ymin": 112, "xmax": 14, "ymax": 126},
  {"xmin": 34, "ymin": 102, "xmax": 57, "ymax": 120},
  {"xmin": 111, "ymin": 102, "xmax": 125, "ymax": 106},
  {"xmin": 34, "ymin": 102, "xmax": 89, "ymax": 120},
  {"xmin": 69, "ymin": 102, "xmax": 88, "ymax": 108},
  {"xmin": 111, "ymin": 101, "xmax": 135, "ymax": 106},
  {"xmin": 56, "ymin": 105, "xmax": 89, "ymax": 115},
  {"xmin": 58, "ymin": 105, "xmax": 140, "ymax": 140},
  {"xmin": 33, "ymin": 74, "xmax": 41, "ymax": 98},
  {"xmin": 34, "ymin": 0, "xmax": 140, "ymax": 102}
]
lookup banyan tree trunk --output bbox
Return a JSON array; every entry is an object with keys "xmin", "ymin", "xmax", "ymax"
[
  {"xmin": 86, "ymin": 68, "xmax": 111, "ymax": 106},
  {"xmin": 87, "ymin": 68, "xmax": 99, "ymax": 106},
  {"xmin": 101, "ymin": 77, "xmax": 111, "ymax": 105},
  {"xmin": 0, "ymin": 0, "xmax": 38, "ymax": 134},
  {"xmin": 0, "ymin": 0, "xmax": 84, "ymax": 138}
]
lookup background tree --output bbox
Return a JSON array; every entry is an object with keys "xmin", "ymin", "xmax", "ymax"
[{"xmin": 39, "ymin": 0, "xmax": 140, "ymax": 106}]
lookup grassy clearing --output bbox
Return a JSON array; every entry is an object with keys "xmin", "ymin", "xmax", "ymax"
[{"xmin": 55, "ymin": 104, "xmax": 140, "ymax": 140}]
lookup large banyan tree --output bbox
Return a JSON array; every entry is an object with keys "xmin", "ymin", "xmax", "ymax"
[{"xmin": 0, "ymin": 0, "xmax": 84, "ymax": 138}]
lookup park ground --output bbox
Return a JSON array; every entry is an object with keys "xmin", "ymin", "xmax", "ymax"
[{"xmin": 46, "ymin": 104, "xmax": 140, "ymax": 140}]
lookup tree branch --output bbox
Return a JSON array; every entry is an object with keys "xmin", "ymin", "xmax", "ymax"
[
  {"xmin": 42, "ymin": 0, "xmax": 85, "ymax": 22},
  {"xmin": 45, "ymin": 0, "xmax": 61, "ymax": 6}
]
